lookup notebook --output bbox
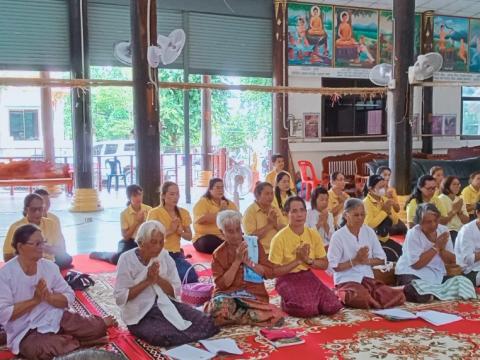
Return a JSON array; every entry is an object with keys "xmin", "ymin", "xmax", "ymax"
[
  {"xmin": 163, "ymin": 345, "xmax": 214, "ymax": 360},
  {"xmin": 372, "ymin": 308, "xmax": 462, "ymax": 326},
  {"xmin": 257, "ymin": 329, "xmax": 305, "ymax": 348},
  {"xmin": 199, "ymin": 339, "xmax": 243, "ymax": 355}
]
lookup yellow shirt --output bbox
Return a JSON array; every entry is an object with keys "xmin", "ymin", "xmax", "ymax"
[
  {"xmin": 242, "ymin": 202, "xmax": 287, "ymax": 253},
  {"xmin": 363, "ymin": 194, "xmax": 399, "ymax": 242},
  {"xmin": 120, "ymin": 204, "xmax": 152, "ymax": 239},
  {"xmin": 265, "ymin": 170, "xmax": 296, "ymax": 192},
  {"xmin": 436, "ymin": 194, "xmax": 468, "ymax": 231},
  {"xmin": 271, "ymin": 193, "xmax": 289, "ymax": 225},
  {"xmin": 406, "ymin": 197, "xmax": 441, "ymax": 225},
  {"xmin": 3, "ymin": 217, "xmax": 63, "ymax": 260},
  {"xmin": 269, "ymin": 225, "xmax": 326, "ymax": 273},
  {"xmin": 193, "ymin": 197, "xmax": 238, "ymax": 242},
  {"xmin": 461, "ymin": 184, "xmax": 480, "ymax": 215},
  {"xmin": 147, "ymin": 206, "xmax": 192, "ymax": 253},
  {"xmin": 328, "ymin": 189, "xmax": 350, "ymax": 226}
]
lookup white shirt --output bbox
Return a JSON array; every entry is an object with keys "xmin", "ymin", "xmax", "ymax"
[
  {"xmin": 306, "ymin": 209, "xmax": 334, "ymax": 245},
  {"xmin": 114, "ymin": 248, "xmax": 185, "ymax": 327},
  {"xmin": 328, "ymin": 225, "xmax": 386, "ymax": 285},
  {"xmin": 455, "ymin": 220, "xmax": 480, "ymax": 274},
  {"xmin": 395, "ymin": 224, "xmax": 454, "ymax": 284},
  {"xmin": 0, "ymin": 258, "xmax": 74, "ymax": 354}
]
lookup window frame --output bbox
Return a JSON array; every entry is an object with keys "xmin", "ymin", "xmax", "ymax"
[
  {"xmin": 8, "ymin": 109, "xmax": 39, "ymax": 141},
  {"xmin": 321, "ymin": 78, "xmax": 387, "ymax": 142},
  {"xmin": 461, "ymin": 87, "xmax": 480, "ymax": 139}
]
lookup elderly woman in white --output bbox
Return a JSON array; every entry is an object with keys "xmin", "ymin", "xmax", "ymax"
[
  {"xmin": 114, "ymin": 220, "xmax": 218, "ymax": 347},
  {"xmin": 396, "ymin": 203, "xmax": 457, "ymax": 303},
  {"xmin": 0, "ymin": 224, "xmax": 115, "ymax": 360},
  {"xmin": 455, "ymin": 202, "xmax": 480, "ymax": 287}
]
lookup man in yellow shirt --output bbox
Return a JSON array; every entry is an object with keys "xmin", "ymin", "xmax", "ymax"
[
  {"xmin": 3, "ymin": 193, "xmax": 72, "ymax": 269},
  {"xmin": 265, "ymin": 154, "xmax": 296, "ymax": 192},
  {"xmin": 269, "ymin": 196, "xmax": 342, "ymax": 317},
  {"xmin": 461, "ymin": 171, "xmax": 480, "ymax": 219}
]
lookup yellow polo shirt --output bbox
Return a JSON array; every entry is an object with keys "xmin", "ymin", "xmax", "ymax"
[
  {"xmin": 242, "ymin": 202, "xmax": 286, "ymax": 253},
  {"xmin": 3, "ymin": 217, "xmax": 62, "ymax": 260},
  {"xmin": 328, "ymin": 189, "xmax": 350, "ymax": 226},
  {"xmin": 265, "ymin": 170, "xmax": 296, "ymax": 192},
  {"xmin": 436, "ymin": 194, "xmax": 468, "ymax": 231},
  {"xmin": 120, "ymin": 203, "xmax": 152, "ymax": 239},
  {"xmin": 363, "ymin": 194, "xmax": 399, "ymax": 242},
  {"xmin": 147, "ymin": 206, "xmax": 192, "ymax": 253},
  {"xmin": 193, "ymin": 197, "xmax": 238, "ymax": 242},
  {"xmin": 461, "ymin": 184, "xmax": 480, "ymax": 215},
  {"xmin": 406, "ymin": 197, "xmax": 441, "ymax": 225},
  {"xmin": 271, "ymin": 193, "xmax": 289, "ymax": 225},
  {"xmin": 269, "ymin": 225, "xmax": 326, "ymax": 273}
]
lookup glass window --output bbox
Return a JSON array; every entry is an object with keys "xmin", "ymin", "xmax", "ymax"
[
  {"xmin": 104, "ymin": 144, "xmax": 118, "ymax": 155},
  {"xmin": 93, "ymin": 144, "xmax": 103, "ymax": 156},
  {"xmin": 461, "ymin": 87, "xmax": 480, "ymax": 137},
  {"xmin": 124, "ymin": 143, "xmax": 135, "ymax": 152},
  {"xmin": 9, "ymin": 110, "xmax": 39, "ymax": 140}
]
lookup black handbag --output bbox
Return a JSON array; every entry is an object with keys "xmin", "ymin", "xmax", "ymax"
[{"xmin": 64, "ymin": 271, "xmax": 95, "ymax": 291}]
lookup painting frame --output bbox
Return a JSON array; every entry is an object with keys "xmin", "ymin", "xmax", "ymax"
[
  {"xmin": 434, "ymin": 15, "xmax": 469, "ymax": 72},
  {"xmin": 469, "ymin": 18, "xmax": 480, "ymax": 73},
  {"xmin": 303, "ymin": 113, "xmax": 320, "ymax": 139}
]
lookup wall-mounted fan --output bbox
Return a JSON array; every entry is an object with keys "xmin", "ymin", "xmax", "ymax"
[
  {"xmin": 113, "ymin": 41, "xmax": 132, "ymax": 66},
  {"xmin": 224, "ymin": 163, "xmax": 253, "ymax": 208},
  {"xmin": 369, "ymin": 63, "xmax": 393, "ymax": 87},
  {"xmin": 408, "ymin": 52, "xmax": 443, "ymax": 84}
]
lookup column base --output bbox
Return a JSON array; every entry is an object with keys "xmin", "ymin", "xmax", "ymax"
[
  {"xmin": 196, "ymin": 170, "xmax": 212, "ymax": 187},
  {"xmin": 69, "ymin": 188, "xmax": 103, "ymax": 212}
]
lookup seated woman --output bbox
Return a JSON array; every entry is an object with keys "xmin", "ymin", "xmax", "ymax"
[
  {"xmin": 396, "ymin": 203, "xmax": 457, "ymax": 303},
  {"xmin": 192, "ymin": 178, "xmax": 237, "ymax": 254},
  {"xmin": 242, "ymin": 182, "xmax": 286, "ymax": 253},
  {"xmin": 328, "ymin": 171, "xmax": 350, "ymax": 227},
  {"xmin": 205, "ymin": 210, "xmax": 287, "ymax": 326},
  {"xmin": 90, "ymin": 185, "xmax": 151, "ymax": 264},
  {"xmin": 328, "ymin": 199, "xmax": 406, "ymax": 309},
  {"xmin": 430, "ymin": 166, "xmax": 444, "ymax": 198},
  {"xmin": 455, "ymin": 202, "xmax": 480, "ymax": 287},
  {"xmin": 269, "ymin": 196, "xmax": 343, "ymax": 317},
  {"xmin": 114, "ymin": 220, "xmax": 218, "ymax": 347},
  {"xmin": 461, "ymin": 171, "xmax": 480, "ymax": 221},
  {"xmin": 363, "ymin": 175, "xmax": 403, "ymax": 261},
  {"xmin": 147, "ymin": 181, "xmax": 198, "ymax": 283},
  {"xmin": 3, "ymin": 194, "xmax": 72, "ymax": 269},
  {"xmin": 306, "ymin": 186, "xmax": 334, "ymax": 246},
  {"xmin": 0, "ymin": 224, "xmax": 115, "ymax": 359},
  {"xmin": 405, "ymin": 175, "xmax": 443, "ymax": 228},
  {"xmin": 272, "ymin": 171, "xmax": 294, "ymax": 224},
  {"xmin": 436, "ymin": 176, "xmax": 469, "ymax": 244},
  {"xmin": 376, "ymin": 166, "xmax": 407, "ymax": 235}
]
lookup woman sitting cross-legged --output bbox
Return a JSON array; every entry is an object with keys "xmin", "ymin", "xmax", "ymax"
[
  {"xmin": 147, "ymin": 181, "xmax": 198, "ymax": 283},
  {"xmin": 205, "ymin": 210, "xmax": 289, "ymax": 326},
  {"xmin": 269, "ymin": 196, "xmax": 343, "ymax": 318},
  {"xmin": 114, "ymin": 220, "xmax": 218, "ymax": 347},
  {"xmin": 0, "ymin": 224, "xmax": 115, "ymax": 360},
  {"xmin": 192, "ymin": 178, "xmax": 238, "ymax": 254},
  {"xmin": 455, "ymin": 202, "xmax": 480, "ymax": 287},
  {"xmin": 396, "ymin": 203, "xmax": 457, "ymax": 303},
  {"xmin": 90, "ymin": 185, "xmax": 151, "ymax": 265},
  {"xmin": 363, "ymin": 175, "xmax": 403, "ymax": 261},
  {"xmin": 242, "ymin": 182, "xmax": 286, "ymax": 254},
  {"xmin": 328, "ymin": 198, "xmax": 406, "ymax": 309},
  {"xmin": 3, "ymin": 194, "xmax": 72, "ymax": 269}
]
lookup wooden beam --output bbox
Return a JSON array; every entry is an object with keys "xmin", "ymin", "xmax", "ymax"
[
  {"xmin": 130, "ymin": 0, "xmax": 161, "ymax": 207},
  {"xmin": 421, "ymin": 10, "xmax": 434, "ymax": 154},
  {"xmin": 201, "ymin": 75, "xmax": 212, "ymax": 172}
]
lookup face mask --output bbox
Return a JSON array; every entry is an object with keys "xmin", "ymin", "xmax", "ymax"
[{"xmin": 375, "ymin": 188, "xmax": 386, "ymax": 197}]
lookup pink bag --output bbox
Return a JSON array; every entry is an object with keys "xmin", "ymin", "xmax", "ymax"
[{"xmin": 180, "ymin": 264, "xmax": 213, "ymax": 306}]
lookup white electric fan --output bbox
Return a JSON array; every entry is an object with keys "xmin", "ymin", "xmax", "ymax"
[
  {"xmin": 224, "ymin": 163, "xmax": 253, "ymax": 208},
  {"xmin": 369, "ymin": 63, "xmax": 394, "ymax": 87},
  {"xmin": 408, "ymin": 52, "xmax": 443, "ymax": 84}
]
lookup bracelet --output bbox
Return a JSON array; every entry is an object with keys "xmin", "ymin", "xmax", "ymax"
[
  {"xmin": 431, "ymin": 246, "xmax": 439, "ymax": 253},
  {"xmin": 349, "ymin": 259, "xmax": 354, "ymax": 268},
  {"xmin": 306, "ymin": 258, "xmax": 314, "ymax": 266}
]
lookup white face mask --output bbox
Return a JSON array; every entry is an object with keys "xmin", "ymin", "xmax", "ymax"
[{"xmin": 375, "ymin": 188, "xmax": 386, "ymax": 197}]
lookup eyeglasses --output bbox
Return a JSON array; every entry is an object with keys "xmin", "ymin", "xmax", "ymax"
[
  {"xmin": 24, "ymin": 241, "xmax": 47, "ymax": 247},
  {"xmin": 424, "ymin": 187, "xmax": 437, "ymax": 191}
]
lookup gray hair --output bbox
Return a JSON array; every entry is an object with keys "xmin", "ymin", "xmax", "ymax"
[
  {"xmin": 414, "ymin": 202, "xmax": 441, "ymax": 225},
  {"xmin": 216, "ymin": 210, "xmax": 242, "ymax": 232},
  {"xmin": 135, "ymin": 220, "xmax": 166, "ymax": 245},
  {"xmin": 54, "ymin": 349, "xmax": 126, "ymax": 360},
  {"xmin": 343, "ymin": 198, "xmax": 364, "ymax": 214}
]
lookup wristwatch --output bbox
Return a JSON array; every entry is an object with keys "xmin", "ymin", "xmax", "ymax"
[{"xmin": 306, "ymin": 258, "xmax": 314, "ymax": 266}]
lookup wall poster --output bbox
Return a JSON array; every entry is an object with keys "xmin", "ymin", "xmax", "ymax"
[
  {"xmin": 303, "ymin": 113, "xmax": 320, "ymax": 138},
  {"xmin": 469, "ymin": 18, "xmax": 480, "ymax": 73},
  {"xmin": 434, "ymin": 15, "xmax": 469, "ymax": 72}
]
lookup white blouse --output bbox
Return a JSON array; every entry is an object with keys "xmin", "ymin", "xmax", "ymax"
[
  {"xmin": 306, "ymin": 209, "xmax": 334, "ymax": 245},
  {"xmin": 0, "ymin": 258, "xmax": 75, "ymax": 354},
  {"xmin": 114, "ymin": 248, "xmax": 190, "ymax": 329},
  {"xmin": 327, "ymin": 225, "xmax": 386, "ymax": 285},
  {"xmin": 395, "ymin": 224, "xmax": 454, "ymax": 284},
  {"xmin": 455, "ymin": 220, "xmax": 480, "ymax": 275}
]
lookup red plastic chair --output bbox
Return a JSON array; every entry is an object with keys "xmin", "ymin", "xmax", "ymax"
[{"xmin": 297, "ymin": 160, "xmax": 323, "ymax": 201}]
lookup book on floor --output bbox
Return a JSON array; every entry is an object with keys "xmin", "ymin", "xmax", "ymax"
[
  {"xmin": 199, "ymin": 338, "xmax": 243, "ymax": 355},
  {"xmin": 257, "ymin": 328, "xmax": 305, "ymax": 348},
  {"xmin": 163, "ymin": 344, "xmax": 214, "ymax": 360},
  {"xmin": 372, "ymin": 308, "xmax": 462, "ymax": 326}
]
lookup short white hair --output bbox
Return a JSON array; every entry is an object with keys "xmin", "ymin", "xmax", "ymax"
[
  {"xmin": 216, "ymin": 210, "xmax": 242, "ymax": 232},
  {"xmin": 135, "ymin": 220, "xmax": 166, "ymax": 245}
]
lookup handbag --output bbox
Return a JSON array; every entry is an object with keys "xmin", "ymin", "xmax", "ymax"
[
  {"xmin": 180, "ymin": 264, "xmax": 213, "ymax": 306},
  {"xmin": 373, "ymin": 262, "xmax": 396, "ymax": 286},
  {"xmin": 64, "ymin": 271, "xmax": 95, "ymax": 291}
]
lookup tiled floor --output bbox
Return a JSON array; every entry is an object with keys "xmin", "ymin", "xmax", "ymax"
[{"xmin": 0, "ymin": 186, "xmax": 254, "ymax": 256}]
